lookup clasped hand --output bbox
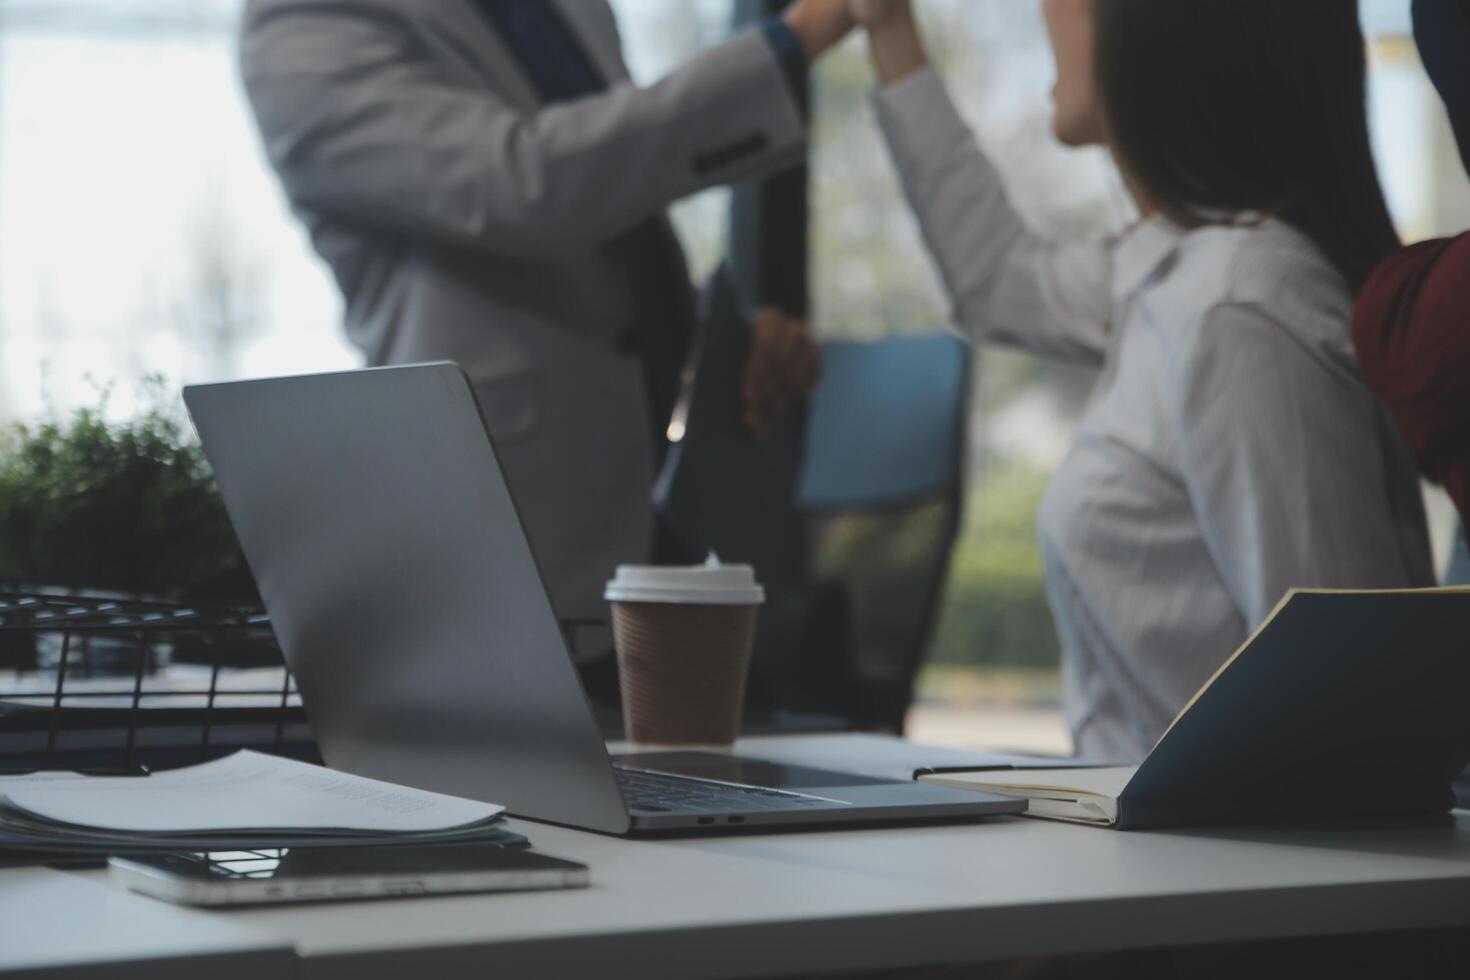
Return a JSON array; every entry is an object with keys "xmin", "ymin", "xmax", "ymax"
[
  {"xmin": 782, "ymin": 0, "xmax": 913, "ymax": 57},
  {"xmin": 742, "ymin": 309, "xmax": 820, "ymax": 438}
]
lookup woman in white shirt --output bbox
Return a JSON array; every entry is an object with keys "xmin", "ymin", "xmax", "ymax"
[{"xmin": 851, "ymin": 0, "xmax": 1434, "ymax": 760}]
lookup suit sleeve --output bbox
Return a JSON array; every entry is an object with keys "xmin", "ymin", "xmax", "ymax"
[
  {"xmin": 870, "ymin": 67, "xmax": 1113, "ymax": 363},
  {"xmin": 238, "ymin": 3, "xmax": 806, "ymax": 256}
]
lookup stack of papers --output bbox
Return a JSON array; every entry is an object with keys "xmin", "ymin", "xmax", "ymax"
[{"xmin": 0, "ymin": 750, "xmax": 517, "ymax": 859}]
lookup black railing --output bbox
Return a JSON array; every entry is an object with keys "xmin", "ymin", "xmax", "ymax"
[{"xmin": 0, "ymin": 592, "xmax": 315, "ymax": 771}]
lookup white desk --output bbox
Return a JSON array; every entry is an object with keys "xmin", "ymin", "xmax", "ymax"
[
  {"xmin": 0, "ymin": 866, "xmax": 294, "ymax": 979},
  {"xmin": 5, "ymin": 734, "xmax": 1470, "ymax": 979}
]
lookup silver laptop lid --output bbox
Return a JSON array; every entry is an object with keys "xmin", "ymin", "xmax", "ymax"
[{"xmin": 185, "ymin": 363, "xmax": 631, "ymax": 834}]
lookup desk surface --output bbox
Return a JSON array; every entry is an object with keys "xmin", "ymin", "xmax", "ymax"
[
  {"xmin": 6, "ymin": 734, "xmax": 1470, "ymax": 980},
  {"xmin": 0, "ymin": 866, "xmax": 293, "ymax": 980}
]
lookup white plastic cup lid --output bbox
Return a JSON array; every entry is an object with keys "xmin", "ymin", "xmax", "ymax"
[{"xmin": 604, "ymin": 554, "xmax": 764, "ymax": 606}]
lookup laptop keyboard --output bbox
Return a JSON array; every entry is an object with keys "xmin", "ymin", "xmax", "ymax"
[{"xmin": 615, "ymin": 767, "xmax": 842, "ymax": 814}]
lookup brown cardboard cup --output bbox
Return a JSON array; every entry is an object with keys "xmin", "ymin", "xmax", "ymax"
[{"xmin": 604, "ymin": 561, "xmax": 764, "ymax": 747}]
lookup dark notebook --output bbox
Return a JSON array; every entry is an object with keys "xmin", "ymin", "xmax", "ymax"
[{"xmin": 922, "ymin": 588, "xmax": 1470, "ymax": 829}]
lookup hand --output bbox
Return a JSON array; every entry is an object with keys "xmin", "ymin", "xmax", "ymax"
[
  {"xmin": 742, "ymin": 309, "xmax": 821, "ymax": 437},
  {"xmin": 783, "ymin": 0, "xmax": 857, "ymax": 59},
  {"xmin": 849, "ymin": 0, "xmax": 912, "ymax": 28},
  {"xmin": 848, "ymin": 0, "xmax": 925, "ymax": 83}
]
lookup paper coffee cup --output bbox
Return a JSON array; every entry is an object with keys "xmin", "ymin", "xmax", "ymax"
[{"xmin": 604, "ymin": 557, "xmax": 764, "ymax": 747}]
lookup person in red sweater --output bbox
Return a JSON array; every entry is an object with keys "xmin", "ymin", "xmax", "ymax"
[{"xmin": 1353, "ymin": 0, "xmax": 1470, "ymax": 581}]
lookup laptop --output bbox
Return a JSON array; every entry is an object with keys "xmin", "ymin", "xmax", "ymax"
[{"xmin": 184, "ymin": 363, "xmax": 1025, "ymax": 834}]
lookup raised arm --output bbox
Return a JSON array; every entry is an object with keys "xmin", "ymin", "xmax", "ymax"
[
  {"xmin": 859, "ymin": 2, "xmax": 1112, "ymax": 362},
  {"xmin": 239, "ymin": 1, "xmax": 841, "ymax": 258}
]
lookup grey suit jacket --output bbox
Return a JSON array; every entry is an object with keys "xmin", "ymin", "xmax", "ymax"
[{"xmin": 239, "ymin": 0, "xmax": 806, "ymax": 622}]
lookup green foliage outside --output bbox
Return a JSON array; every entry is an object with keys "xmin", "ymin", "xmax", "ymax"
[
  {"xmin": 929, "ymin": 465, "xmax": 1060, "ymax": 671},
  {"xmin": 0, "ymin": 380, "xmax": 253, "ymax": 602},
  {"xmin": 914, "ymin": 664, "xmax": 1061, "ymax": 709}
]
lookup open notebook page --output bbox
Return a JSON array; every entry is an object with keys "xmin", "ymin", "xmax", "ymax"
[{"xmin": 919, "ymin": 766, "xmax": 1138, "ymax": 826}]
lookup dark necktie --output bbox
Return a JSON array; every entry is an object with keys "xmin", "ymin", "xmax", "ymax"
[{"xmin": 475, "ymin": 0, "xmax": 695, "ymax": 456}]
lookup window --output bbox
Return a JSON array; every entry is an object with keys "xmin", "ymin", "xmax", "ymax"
[
  {"xmin": 0, "ymin": 0, "xmax": 737, "ymax": 421},
  {"xmin": 0, "ymin": 0, "xmax": 354, "ymax": 421}
]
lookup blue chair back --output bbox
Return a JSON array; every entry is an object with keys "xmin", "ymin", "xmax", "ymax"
[
  {"xmin": 786, "ymin": 332, "xmax": 971, "ymax": 731},
  {"xmin": 1446, "ymin": 526, "xmax": 1470, "ymax": 585},
  {"xmin": 799, "ymin": 332, "xmax": 970, "ymax": 511}
]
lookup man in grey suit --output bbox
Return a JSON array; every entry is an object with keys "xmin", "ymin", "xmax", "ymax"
[{"xmin": 239, "ymin": 1, "xmax": 855, "ymax": 658}]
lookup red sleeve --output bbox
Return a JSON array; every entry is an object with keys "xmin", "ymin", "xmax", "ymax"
[{"xmin": 1352, "ymin": 232, "xmax": 1470, "ymax": 523}]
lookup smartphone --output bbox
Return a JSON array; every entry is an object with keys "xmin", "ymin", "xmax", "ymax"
[{"xmin": 108, "ymin": 844, "xmax": 589, "ymax": 907}]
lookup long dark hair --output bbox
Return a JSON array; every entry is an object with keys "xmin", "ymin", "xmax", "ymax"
[
  {"xmin": 1414, "ymin": 0, "xmax": 1470, "ymax": 175},
  {"xmin": 1095, "ymin": 0, "xmax": 1398, "ymax": 290}
]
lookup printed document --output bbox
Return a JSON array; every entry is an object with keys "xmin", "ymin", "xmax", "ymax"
[{"xmin": 0, "ymin": 750, "xmax": 503, "ymax": 834}]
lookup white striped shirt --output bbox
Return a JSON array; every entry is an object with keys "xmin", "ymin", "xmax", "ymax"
[{"xmin": 874, "ymin": 68, "xmax": 1434, "ymax": 760}]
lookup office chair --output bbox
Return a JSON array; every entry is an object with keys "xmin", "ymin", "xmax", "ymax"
[
  {"xmin": 783, "ymin": 332, "xmax": 972, "ymax": 733},
  {"xmin": 1446, "ymin": 525, "xmax": 1470, "ymax": 586},
  {"xmin": 633, "ymin": 326, "xmax": 971, "ymax": 736}
]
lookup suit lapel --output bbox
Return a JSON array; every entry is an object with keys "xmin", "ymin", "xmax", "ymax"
[
  {"xmin": 419, "ymin": 0, "xmax": 631, "ymax": 106},
  {"xmin": 550, "ymin": 0, "xmax": 631, "ymax": 83},
  {"xmin": 417, "ymin": 0, "xmax": 542, "ymax": 106}
]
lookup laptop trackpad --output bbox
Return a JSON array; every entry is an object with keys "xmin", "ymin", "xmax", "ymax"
[{"xmin": 615, "ymin": 751, "xmax": 893, "ymax": 789}]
